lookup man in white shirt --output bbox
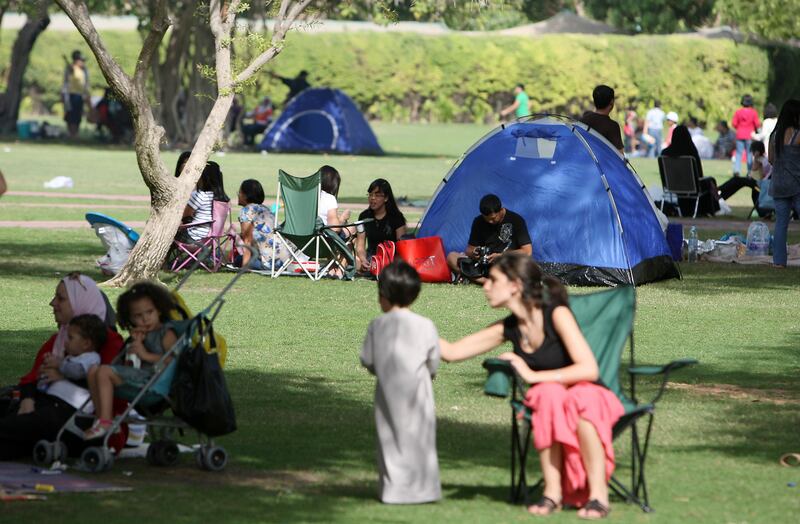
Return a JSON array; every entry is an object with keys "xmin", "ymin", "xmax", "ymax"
[{"xmin": 643, "ymin": 100, "xmax": 665, "ymax": 157}]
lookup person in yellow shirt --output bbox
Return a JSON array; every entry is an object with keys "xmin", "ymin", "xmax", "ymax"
[{"xmin": 62, "ymin": 50, "xmax": 90, "ymax": 139}]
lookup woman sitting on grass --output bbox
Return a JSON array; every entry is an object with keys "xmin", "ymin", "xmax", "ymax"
[
  {"xmin": 235, "ymin": 179, "xmax": 295, "ymax": 271},
  {"xmin": 440, "ymin": 253, "xmax": 623, "ymax": 520},
  {"xmin": 0, "ymin": 273, "xmax": 123, "ymax": 459},
  {"xmin": 355, "ymin": 179, "xmax": 406, "ymax": 271}
]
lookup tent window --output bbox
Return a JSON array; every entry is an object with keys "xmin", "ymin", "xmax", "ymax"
[{"xmin": 514, "ymin": 137, "xmax": 556, "ymax": 159}]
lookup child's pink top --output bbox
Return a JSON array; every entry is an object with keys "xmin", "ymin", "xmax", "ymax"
[{"xmin": 732, "ymin": 107, "xmax": 760, "ymax": 140}]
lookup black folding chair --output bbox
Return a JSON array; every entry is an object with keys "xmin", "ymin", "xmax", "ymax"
[{"xmin": 658, "ymin": 156, "xmax": 706, "ymax": 218}]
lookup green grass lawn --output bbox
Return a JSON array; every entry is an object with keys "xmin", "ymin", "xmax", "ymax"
[{"xmin": 1, "ymin": 125, "xmax": 799, "ymax": 523}]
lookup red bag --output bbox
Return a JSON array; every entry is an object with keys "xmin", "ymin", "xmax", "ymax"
[
  {"xmin": 369, "ymin": 241, "xmax": 396, "ymax": 277},
  {"xmin": 396, "ymin": 236, "xmax": 451, "ymax": 283}
]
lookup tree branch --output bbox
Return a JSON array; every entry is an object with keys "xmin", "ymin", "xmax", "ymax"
[
  {"xmin": 234, "ymin": 0, "xmax": 314, "ymax": 85},
  {"xmin": 224, "ymin": 0, "xmax": 242, "ymax": 33},
  {"xmin": 133, "ymin": 0, "xmax": 169, "ymax": 91}
]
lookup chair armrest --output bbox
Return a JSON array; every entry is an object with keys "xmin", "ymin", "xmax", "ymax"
[
  {"xmin": 482, "ymin": 358, "xmax": 514, "ymax": 398},
  {"xmin": 628, "ymin": 358, "xmax": 698, "ymax": 376},
  {"xmin": 319, "ymin": 217, "xmax": 375, "ymax": 231},
  {"xmin": 178, "ymin": 220, "xmax": 214, "ymax": 230},
  {"xmin": 629, "ymin": 358, "xmax": 698, "ymax": 405}
]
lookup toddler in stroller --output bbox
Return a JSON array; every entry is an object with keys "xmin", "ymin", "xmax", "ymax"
[
  {"xmin": 34, "ymin": 264, "xmax": 241, "ymax": 472},
  {"xmin": 85, "ymin": 282, "xmax": 178, "ymax": 440}
]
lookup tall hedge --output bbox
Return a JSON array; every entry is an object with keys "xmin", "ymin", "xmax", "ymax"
[{"xmin": 2, "ymin": 29, "xmax": 798, "ymax": 127}]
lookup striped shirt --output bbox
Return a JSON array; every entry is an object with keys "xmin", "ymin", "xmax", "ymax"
[{"xmin": 187, "ymin": 190, "xmax": 214, "ymax": 241}]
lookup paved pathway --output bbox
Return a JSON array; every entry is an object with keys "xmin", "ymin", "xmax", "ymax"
[{"xmin": 2, "ymin": 191, "xmax": 794, "ymax": 231}]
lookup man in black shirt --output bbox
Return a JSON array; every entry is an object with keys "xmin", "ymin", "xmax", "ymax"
[
  {"xmin": 580, "ymin": 84, "xmax": 624, "ymax": 154},
  {"xmin": 446, "ymin": 194, "xmax": 532, "ymax": 283},
  {"xmin": 270, "ymin": 70, "xmax": 310, "ymax": 106}
]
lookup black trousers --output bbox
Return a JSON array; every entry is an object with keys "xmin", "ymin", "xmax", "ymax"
[
  {"xmin": 0, "ymin": 394, "xmax": 76, "ymax": 460},
  {"xmin": 719, "ymin": 176, "xmax": 759, "ymax": 208}
]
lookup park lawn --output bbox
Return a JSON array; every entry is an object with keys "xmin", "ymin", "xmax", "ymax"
[
  {"xmin": 0, "ymin": 121, "xmax": 764, "ymax": 230},
  {"xmin": 0, "ymin": 226, "xmax": 798, "ymax": 523},
  {"xmin": 0, "ymin": 125, "xmax": 797, "ymax": 522}
]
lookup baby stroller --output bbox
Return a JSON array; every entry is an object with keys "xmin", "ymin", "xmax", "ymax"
[{"xmin": 33, "ymin": 257, "xmax": 246, "ymax": 473}]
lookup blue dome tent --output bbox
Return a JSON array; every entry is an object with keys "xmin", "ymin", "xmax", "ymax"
[
  {"xmin": 417, "ymin": 115, "xmax": 679, "ymax": 286},
  {"xmin": 259, "ymin": 88, "xmax": 383, "ymax": 155}
]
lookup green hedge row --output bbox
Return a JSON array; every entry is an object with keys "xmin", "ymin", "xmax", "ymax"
[{"xmin": 2, "ymin": 29, "xmax": 798, "ymax": 127}]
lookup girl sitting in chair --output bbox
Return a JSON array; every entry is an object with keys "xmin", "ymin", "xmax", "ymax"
[{"xmin": 440, "ymin": 253, "xmax": 624, "ymax": 520}]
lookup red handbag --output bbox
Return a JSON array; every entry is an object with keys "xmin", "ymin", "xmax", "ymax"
[
  {"xmin": 369, "ymin": 241, "xmax": 396, "ymax": 277},
  {"xmin": 396, "ymin": 236, "xmax": 451, "ymax": 283}
]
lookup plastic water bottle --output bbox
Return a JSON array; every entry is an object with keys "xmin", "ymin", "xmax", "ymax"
[{"xmin": 687, "ymin": 226, "xmax": 698, "ymax": 262}]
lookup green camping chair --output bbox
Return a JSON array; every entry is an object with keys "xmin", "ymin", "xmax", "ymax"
[
  {"xmin": 482, "ymin": 286, "xmax": 697, "ymax": 512},
  {"xmin": 271, "ymin": 169, "xmax": 369, "ymax": 280}
]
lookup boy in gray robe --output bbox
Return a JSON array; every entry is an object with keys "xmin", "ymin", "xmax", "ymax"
[{"xmin": 360, "ymin": 260, "xmax": 441, "ymax": 504}]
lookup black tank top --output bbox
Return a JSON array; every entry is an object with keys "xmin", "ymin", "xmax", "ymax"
[{"xmin": 503, "ymin": 305, "xmax": 573, "ymax": 371}]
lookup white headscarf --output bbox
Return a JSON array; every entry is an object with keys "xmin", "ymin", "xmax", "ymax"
[{"xmin": 51, "ymin": 274, "xmax": 107, "ymax": 358}]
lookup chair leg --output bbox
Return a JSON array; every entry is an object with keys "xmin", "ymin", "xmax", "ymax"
[
  {"xmin": 692, "ymin": 196, "xmax": 700, "ymax": 218},
  {"xmin": 634, "ymin": 413, "xmax": 656, "ymax": 510},
  {"xmin": 511, "ymin": 411, "xmax": 533, "ymax": 504}
]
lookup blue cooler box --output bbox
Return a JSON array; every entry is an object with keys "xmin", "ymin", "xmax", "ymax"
[{"xmin": 666, "ymin": 224, "xmax": 683, "ymax": 261}]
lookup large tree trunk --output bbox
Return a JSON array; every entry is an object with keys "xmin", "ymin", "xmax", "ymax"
[
  {"xmin": 56, "ymin": 0, "xmax": 312, "ymax": 286},
  {"xmin": 0, "ymin": 1, "xmax": 51, "ymax": 134}
]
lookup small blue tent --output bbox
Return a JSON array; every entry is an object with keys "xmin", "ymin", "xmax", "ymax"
[
  {"xmin": 259, "ymin": 88, "xmax": 383, "ymax": 155},
  {"xmin": 418, "ymin": 115, "xmax": 679, "ymax": 286}
]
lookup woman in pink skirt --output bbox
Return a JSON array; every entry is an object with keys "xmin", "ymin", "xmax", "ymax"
[{"xmin": 440, "ymin": 253, "xmax": 624, "ymax": 520}]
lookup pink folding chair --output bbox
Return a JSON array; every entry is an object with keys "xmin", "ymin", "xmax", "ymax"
[{"xmin": 170, "ymin": 200, "xmax": 234, "ymax": 272}]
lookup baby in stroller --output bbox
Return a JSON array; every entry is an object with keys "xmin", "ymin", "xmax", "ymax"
[{"xmin": 85, "ymin": 282, "xmax": 177, "ymax": 440}]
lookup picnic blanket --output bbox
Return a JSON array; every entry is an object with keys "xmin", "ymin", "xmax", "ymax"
[
  {"xmin": 703, "ymin": 242, "xmax": 800, "ymax": 265},
  {"xmin": 0, "ymin": 462, "xmax": 131, "ymax": 495}
]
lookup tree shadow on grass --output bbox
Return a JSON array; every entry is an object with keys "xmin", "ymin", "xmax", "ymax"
[
  {"xmin": 0, "ymin": 233, "xmax": 104, "ymax": 279},
  {"xmin": 659, "ymin": 263, "xmax": 799, "ymax": 296}
]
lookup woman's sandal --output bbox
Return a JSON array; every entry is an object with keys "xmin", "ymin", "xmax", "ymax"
[
  {"xmin": 578, "ymin": 499, "xmax": 610, "ymax": 520},
  {"xmin": 527, "ymin": 496, "xmax": 561, "ymax": 516}
]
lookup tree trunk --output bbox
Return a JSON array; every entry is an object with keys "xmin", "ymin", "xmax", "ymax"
[
  {"xmin": 154, "ymin": 3, "xmax": 194, "ymax": 145},
  {"xmin": 0, "ymin": 1, "xmax": 51, "ymax": 134},
  {"xmin": 56, "ymin": 0, "xmax": 312, "ymax": 286},
  {"xmin": 181, "ymin": 16, "xmax": 217, "ymax": 145}
]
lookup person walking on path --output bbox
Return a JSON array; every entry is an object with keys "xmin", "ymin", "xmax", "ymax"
[
  {"xmin": 62, "ymin": 50, "xmax": 91, "ymax": 139},
  {"xmin": 769, "ymin": 100, "xmax": 800, "ymax": 268},
  {"xmin": 643, "ymin": 100, "xmax": 665, "ymax": 157},
  {"xmin": 500, "ymin": 84, "xmax": 530, "ymax": 120},
  {"xmin": 732, "ymin": 94, "xmax": 761, "ymax": 176}
]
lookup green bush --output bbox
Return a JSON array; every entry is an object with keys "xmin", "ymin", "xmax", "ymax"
[{"xmin": 2, "ymin": 29, "xmax": 798, "ymax": 128}]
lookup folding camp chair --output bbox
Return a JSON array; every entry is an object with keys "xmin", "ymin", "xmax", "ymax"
[
  {"xmin": 658, "ymin": 156, "xmax": 707, "ymax": 218},
  {"xmin": 271, "ymin": 169, "xmax": 370, "ymax": 280},
  {"xmin": 482, "ymin": 286, "xmax": 697, "ymax": 512},
  {"xmin": 170, "ymin": 200, "xmax": 234, "ymax": 273}
]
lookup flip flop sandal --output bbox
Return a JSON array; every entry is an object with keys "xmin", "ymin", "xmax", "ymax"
[
  {"xmin": 578, "ymin": 499, "xmax": 610, "ymax": 520},
  {"xmin": 527, "ymin": 495, "xmax": 561, "ymax": 516},
  {"xmin": 780, "ymin": 453, "xmax": 800, "ymax": 467}
]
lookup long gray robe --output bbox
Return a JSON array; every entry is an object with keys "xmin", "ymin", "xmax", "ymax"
[{"xmin": 360, "ymin": 309, "xmax": 441, "ymax": 504}]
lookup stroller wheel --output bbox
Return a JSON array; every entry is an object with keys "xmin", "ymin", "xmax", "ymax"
[
  {"xmin": 146, "ymin": 441, "xmax": 161, "ymax": 465},
  {"xmin": 148, "ymin": 440, "xmax": 180, "ymax": 467},
  {"xmin": 33, "ymin": 440, "xmax": 53, "ymax": 466},
  {"xmin": 54, "ymin": 441, "xmax": 68, "ymax": 463},
  {"xmin": 202, "ymin": 446, "xmax": 228, "ymax": 472},
  {"xmin": 81, "ymin": 446, "xmax": 114, "ymax": 472}
]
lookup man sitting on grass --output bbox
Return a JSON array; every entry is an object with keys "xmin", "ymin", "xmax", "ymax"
[{"xmin": 446, "ymin": 194, "xmax": 532, "ymax": 284}]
